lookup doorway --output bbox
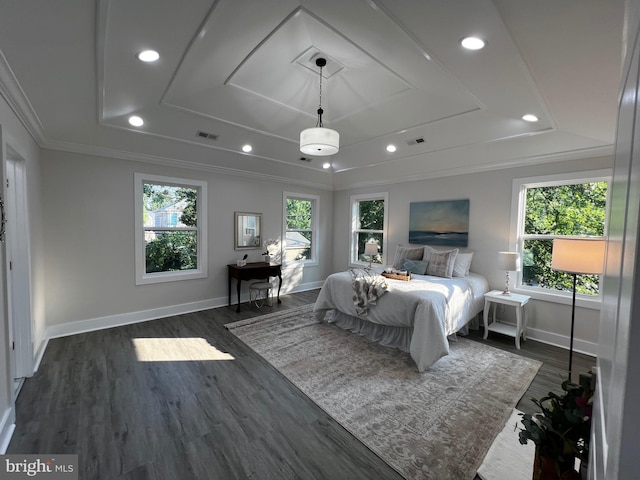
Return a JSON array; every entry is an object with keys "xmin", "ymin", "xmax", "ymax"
[{"xmin": 5, "ymin": 147, "xmax": 34, "ymax": 395}]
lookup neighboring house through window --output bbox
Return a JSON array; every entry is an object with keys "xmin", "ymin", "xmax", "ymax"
[
  {"xmin": 283, "ymin": 192, "xmax": 319, "ymax": 264},
  {"xmin": 350, "ymin": 192, "xmax": 389, "ymax": 266},
  {"xmin": 135, "ymin": 173, "xmax": 208, "ymax": 284},
  {"xmin": 510, "ymin": 170, "xmax": 609, "ymax": 302}
]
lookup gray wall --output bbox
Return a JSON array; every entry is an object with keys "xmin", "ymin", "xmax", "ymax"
[
  {"xmin": 40, "ymin": 149, "xmax": 333, "ymax": 337},
  {"xmin": 332, "ymin": 155, "xmax": 613, "ymax": 355}
]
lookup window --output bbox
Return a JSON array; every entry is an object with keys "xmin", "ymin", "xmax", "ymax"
[
  {"xmin": 135, "ymin": 173, "xmax": 207, "ymax": 284},
  {"xmin": 511, "ymin": 170, "xmax": 609, "ymax": 299},
  {"xmin": 283, "ymin": 193, "xmax": 319, "ymax": 264},
  {"xmin": 350, "ymin": 192, "xmax": 389, "ymax": 265}
]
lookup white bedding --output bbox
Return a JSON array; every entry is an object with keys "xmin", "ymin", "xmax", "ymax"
[{"xmin": 313, "ymin": 271, "xmax": 489, "ymax": 371}]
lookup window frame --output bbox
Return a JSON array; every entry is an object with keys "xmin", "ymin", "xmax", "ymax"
[
  {"xmin": 282, "ymin": 192, "xmax": 319, "ymax": 266},
  {"xmin": 134, "ymin": 173, "xmax": 208, "ymax": 285},
  {"xmin": 349, "ymin": 192, "xmax": 389, "ymax": 267},
  {"xmin": 509, "ymin": 169, "xmax": 610, "ymax": 307}
]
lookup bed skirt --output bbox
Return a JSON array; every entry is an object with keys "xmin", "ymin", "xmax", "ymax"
[{"xmin": 317, "ymin": 309, "xmax": 479, "ymax": 357}]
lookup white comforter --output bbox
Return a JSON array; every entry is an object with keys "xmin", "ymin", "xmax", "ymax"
[{"xmin": 313, "ymin": 271, "xmax": 489, "ymax": 371}]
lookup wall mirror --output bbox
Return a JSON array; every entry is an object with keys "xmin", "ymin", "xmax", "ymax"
[{"xmin": 234, "ymin": 212, "xmax": 262, "ymax": 250}]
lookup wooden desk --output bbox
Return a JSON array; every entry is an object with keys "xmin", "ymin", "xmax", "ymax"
[{"xmin": 228, "ymin": 262, "xmax": 282, "ymax": 312}]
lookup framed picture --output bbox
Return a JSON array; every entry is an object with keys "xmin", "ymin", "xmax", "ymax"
[
  {"xmin": 409, "ymin": 199, "xmax": 469, "ymax": 247},
  {"xmin": 234, "ymin": 211, "xmax": 262, "ymax": 250}
]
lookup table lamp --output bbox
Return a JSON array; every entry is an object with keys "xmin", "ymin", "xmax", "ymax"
[
  {"xmin": 364, "ymin": 242, "xmax": 378, "ymax": 268},
  {"xmin": 498, "ymin": 251, "xmax": 520, "ymax": 295},
  {"xmin": 551, "ymin": 237, "xmax": 605, "ymax": 380}
]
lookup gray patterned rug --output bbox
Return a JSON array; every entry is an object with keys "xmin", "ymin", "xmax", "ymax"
[{"xmin": 225, "ymin": 305, "xmax": 541, "ymax": 480}]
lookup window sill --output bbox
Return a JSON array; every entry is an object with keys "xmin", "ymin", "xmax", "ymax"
[
  {"xmin": 137, "ymin": 269, "xmax": 207, "ymax": 285},
  {"xmin": 512, "ymin": 286, "xmax": 602, "ymax": 310}
]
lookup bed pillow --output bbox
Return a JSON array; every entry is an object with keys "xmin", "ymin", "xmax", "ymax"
[
  {"xmin": 426, "ymin": 249, "xmax": 459, "ymax": 278},
  {"xmin": 452, "ymin": 252, "xmax": 474, "ymax": 277},
  {"xmin": 403, "ymin": 259, "xmax": 429, "ymax": 275},
  {"xmin": 392, "ymin": 245, "xmax": 425, "ymax": 269},
  {"xmin": 422, "ymin": 245, "xmax": 437, "ymax": 263}
]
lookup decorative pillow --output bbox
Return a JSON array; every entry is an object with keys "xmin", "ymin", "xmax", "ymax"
[
  {"xmin": 422, "ymin": 245, "xmax": 437, "ymax": 263},
  {"xmin": 403, "ymin": 259, "xmax": 429, "ymax": 275},
  {"xmin": 452, "ymin": 252, "xmax": 474, "ymax": 277},
  {"xmin": 426, "ymin": 249, "xmax": 459, "ymax": 278},
  {"xmin": 392, "ymin": 245, "xmax": 425, "ymax": 269}
]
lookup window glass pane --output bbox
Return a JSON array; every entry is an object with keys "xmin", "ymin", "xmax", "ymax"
[
  {"xmin": 143, "ymin": 184, "xmax": 198, "ymax": 228},
  {"xmin": 286, "ymin": 199, "xmax": 312, "ymax": 230},
  {"xmin": 145, "ymin": 231, "xmax": 198, "ymax": 273},
  {"xmin": 356, "ymin": 232, "xmax": 383, "ymax": 264},
  {"xmin": 524, "ymin": 182, "xmax": 606, "ymax": 236},
  {"xmin": 359, "ymin": 200, "xmax": 384, "ymax": 230},
  {"xmin": 522, "ymin": 239, "xmax": 599, "ymax": 295},
  {"xmin": 285, "ymin": 231, "xmax": 311, "ymax": 262}
]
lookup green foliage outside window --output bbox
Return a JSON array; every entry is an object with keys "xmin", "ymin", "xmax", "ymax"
[
  {"xmin": 286, "ymin": 198, "xmax": 313, "ymax": 261},
  {"xmin": 522, "ymin": 182, "xmax": 607, "ymax": 295},
  {"xmin": 143, "ymin": 184, "xmax": 198, "ymax": 273},
  {"xmin": 356, "ymin": 199, "xmax": 385, "ymax": 264}
]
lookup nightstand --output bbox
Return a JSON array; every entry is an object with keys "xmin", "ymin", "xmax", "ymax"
[{"xmin": 483, "ymin": 290, "xmax": 531, "ymax": 349}]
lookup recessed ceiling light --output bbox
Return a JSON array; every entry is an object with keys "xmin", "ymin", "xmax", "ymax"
[
  {"xmin": 522, "ymin": 114, "xmax": 539, "ymax": 122},
  {"xmin": 460, "ymin": 36, "xmax": 486, "ymax": 50},
  {"xmin": 322, "ymin": 162, "xmax": 331, "ymax": 169},
  {"xmin": 242, "ymin": 144, "xmax": 252, "ymax": 153},
  {"xmin": 128, "ymin": 115, "xmax": 144, "ymax": 127},
  {"xmin": 137, "ymin": 50, "xmax": 159, "ymax": 62},
  {"xmin": 386, "ymin": 144, "xmax": 397, "ymax": 153}
]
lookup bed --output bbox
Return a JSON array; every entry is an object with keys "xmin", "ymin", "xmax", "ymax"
[{"xmin": 313, "ymin": 245, "xmax": 489, "ymax": 372}]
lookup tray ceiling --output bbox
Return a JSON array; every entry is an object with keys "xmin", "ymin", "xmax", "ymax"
[{"xmin": 0, "ymin": 0, "xmax": 625, "ymax": 189}]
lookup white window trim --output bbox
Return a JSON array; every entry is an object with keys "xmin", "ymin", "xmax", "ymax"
[
  {"xmin": 508, "ymin": 169, "xmax": 610, "ymax": 308},
  {"xmin": 282, "ymin": 192, "xmax": 319, "ymax": 267},
  {"xmin": 349, "ymin": 192, "xmax": 389, "ymax": 267},
  {"xmin": 135, "ymin": 173, "xmax": 208, "ymax": 285}
]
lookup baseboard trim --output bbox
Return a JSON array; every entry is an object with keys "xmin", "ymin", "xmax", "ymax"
[
  {"xmin": 493, "ymin": 321, "xmax": 598, "ymax": 358},
  {"xmin": 0, "ymin": 407, "xmax": 16, "ymax": 454},
  {"xmin": 45, "ymin": 297, "xmax": 226, "ymax": 340},
  {"xmin": 42, "ymin": 280, "xmax": 325, "ymax": 344}
]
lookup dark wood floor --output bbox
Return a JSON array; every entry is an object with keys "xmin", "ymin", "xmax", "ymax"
[{"xmin": 8, "ymin": 290, "xmax": 594, "ymax": 480}]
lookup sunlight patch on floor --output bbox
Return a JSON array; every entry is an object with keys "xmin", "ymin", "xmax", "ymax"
[{"xmin": 132, "ymin": 337, "xmax": 235, "ymax": 362}]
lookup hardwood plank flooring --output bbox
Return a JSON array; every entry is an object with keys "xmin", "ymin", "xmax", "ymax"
[{"xmin": 8, "ymin": 290, "xmax": 595, "ymax": 479}]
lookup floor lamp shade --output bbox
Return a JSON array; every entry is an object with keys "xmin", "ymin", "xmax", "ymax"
[
  {"xmin": 551, "ymin": 238, "xmax": 605, "ymax": 275},
  {"xmin": 551, "ymin": 237, "xmax": 605, "ymax": 380}
]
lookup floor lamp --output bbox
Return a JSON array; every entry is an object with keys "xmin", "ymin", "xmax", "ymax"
[{"xmin": 551, "ymin": 238, "xmax": 605, "ymax": 380}]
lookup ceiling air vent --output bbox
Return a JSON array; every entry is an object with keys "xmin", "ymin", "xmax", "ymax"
[
  {"xmin": 196, "ymin": 131, "xmax": 218, "ymax": 141},
  {"xmin": 406, "ymin": 137, "xmax": 425, "ymax": 146}
]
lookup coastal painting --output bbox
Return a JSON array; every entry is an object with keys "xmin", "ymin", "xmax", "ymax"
[{"xmin": 409, "ymin": 199, "xmax": 469, "ymax": 247}]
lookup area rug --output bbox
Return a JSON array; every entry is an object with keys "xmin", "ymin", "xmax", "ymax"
[
  {"xmin": 476, "ymin": 409, "xmax": 534, "ymax": 480},
  {"xmin": 225, "ymin": 305, "xmax": 542, "ymax": 480}
]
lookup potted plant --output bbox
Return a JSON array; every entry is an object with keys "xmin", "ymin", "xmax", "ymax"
[{"xmin": 518, "ymin": 378, "xmax": 593, "ymax": 480}]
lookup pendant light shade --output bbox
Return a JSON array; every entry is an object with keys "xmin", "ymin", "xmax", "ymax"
[
  {"xmin": 300, "ymin": 127, "xmax": 339, "ymax": 156},
  {"xmin": 300, "ymin": 57, "xmax": 339, "ymax": 156}
]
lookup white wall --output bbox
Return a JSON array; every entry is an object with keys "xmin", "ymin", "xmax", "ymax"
[
  {"xmin": 0, "ymin": 93, "xmax": 43, "ymax": 452},
  {"xmin": 332, "ymin": 155, "xmax": 613, "ymax": 356},
  {"xmin": 39, "ymin": 149, "xmax": 333, "ymax": 339}
]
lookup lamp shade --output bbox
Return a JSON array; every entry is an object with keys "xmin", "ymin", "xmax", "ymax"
[
  {"xmin": 300, "ymin": 127, "xmax": 339, "ymax": 156},
  {"xmin": 498, "ymin": 251, "xmax": 520, "ymax": 271},
  {"xmin": 364, "ymin": 242, "xmax": 378, "ymax": 256},
  {"xmin": 551, "ymin": 238, "xmax": 605, "ymax": 274}
]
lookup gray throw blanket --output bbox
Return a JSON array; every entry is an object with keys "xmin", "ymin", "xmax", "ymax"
[{"xmin": 349, "ymin": 268, "xmax": 388, "ymax": 316}]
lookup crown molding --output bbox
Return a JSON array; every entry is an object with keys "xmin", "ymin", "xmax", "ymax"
[
  {"xmin": 43, "ymin": 138, "xmax": 334, "ymax": 191},
  {"xmin": 0, "ymin": 50, "xmax": 47, "ymax": 145}
]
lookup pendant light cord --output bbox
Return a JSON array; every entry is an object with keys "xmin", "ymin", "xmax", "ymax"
[{"xmin": 316, "ymin": 63, "xmax": 324, "ymax": 128}]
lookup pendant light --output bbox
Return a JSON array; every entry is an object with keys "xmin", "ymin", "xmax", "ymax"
[{"xmin": 300, "ymin": 57, "xmax": 339, "ymax": 156}]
